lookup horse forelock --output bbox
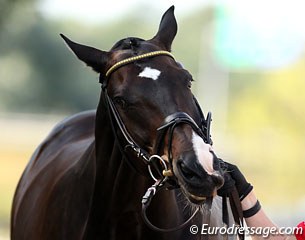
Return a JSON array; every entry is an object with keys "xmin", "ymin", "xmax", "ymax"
[{"xmin": 111, "ymin": 37, "xmax": 145, "ymax": 51}]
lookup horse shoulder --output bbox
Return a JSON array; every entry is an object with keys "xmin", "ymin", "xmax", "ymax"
[{"xmin": 11, "ymin": 110, "xmax": 97, "ymax": 240}]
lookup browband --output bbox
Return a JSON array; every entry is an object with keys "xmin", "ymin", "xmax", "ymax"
[{"xmin": 105, "ymin": 50, "xmax": 175, "ymax": 78}]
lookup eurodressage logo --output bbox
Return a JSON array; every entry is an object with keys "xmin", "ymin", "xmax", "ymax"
[{"xmin": 189, "ymin": 224, "xmax": 303, "ymax": 238}]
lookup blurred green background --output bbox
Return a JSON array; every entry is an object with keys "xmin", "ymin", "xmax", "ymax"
[{"xmin": 1, "ymin": 0, "xmax": 305, "ymax": 239}]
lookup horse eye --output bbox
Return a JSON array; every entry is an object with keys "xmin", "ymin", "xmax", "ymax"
[
  {"xmin": 113, "ymin": 97, "xmax": 128, "ymax": 109},
  {"xmin": 188, "ymin": 79, "xmax": 193, "ymax": 89}
]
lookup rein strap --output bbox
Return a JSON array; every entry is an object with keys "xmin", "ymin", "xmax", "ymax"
[{"xmin": 105, "ymin": 50, "xmax": 174, "ymax": 77}]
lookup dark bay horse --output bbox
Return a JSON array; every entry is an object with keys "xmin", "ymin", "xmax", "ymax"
[{"xmin": 11, "ymin": 6, "xmax": 232, "ymax": 240}]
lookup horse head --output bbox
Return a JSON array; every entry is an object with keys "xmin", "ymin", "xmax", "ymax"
[{"xmin": 61, "ymin": 6, "xmax": 224, "ymax": 206}]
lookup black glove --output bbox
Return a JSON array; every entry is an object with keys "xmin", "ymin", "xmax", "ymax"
[
  {"xmin": 217, "ymin": 170, "xmax": 235, "ymax": 197},
  {"xmin": 218, "ymin": 159, "xmax": 253, "ymax": 201}
]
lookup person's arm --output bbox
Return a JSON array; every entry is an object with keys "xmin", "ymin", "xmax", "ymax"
[{"xmin": 241, "ymin": 190, "xmax": 294, "ymax": 240}]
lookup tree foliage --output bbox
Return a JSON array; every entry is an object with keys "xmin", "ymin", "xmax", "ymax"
[{"xmin": 0, "ymin": 5, "xmax": 213, "ymax": 113}]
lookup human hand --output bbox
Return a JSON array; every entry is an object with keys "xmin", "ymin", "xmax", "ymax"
[{"xmin": 217, "ymin": 160, "xmax": 253, "ymax": 200}]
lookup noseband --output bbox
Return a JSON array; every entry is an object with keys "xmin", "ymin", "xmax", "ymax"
[{"xmin": 100, "ymin": 50, "xmax": 213, "ymax": 232}]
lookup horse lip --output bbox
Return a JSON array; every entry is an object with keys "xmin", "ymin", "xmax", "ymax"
[
  {"xmin": 189, "ymin": 189, "xmax": 217, "ymax": 202},
  {"xmin": 189, "ymin": 194, "xmax": 207, "ymax": 201}
]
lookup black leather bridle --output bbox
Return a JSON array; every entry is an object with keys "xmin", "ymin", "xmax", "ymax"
[{"xmin": 99, "ymin": 50, "xmax": 244, "ymax": 235}]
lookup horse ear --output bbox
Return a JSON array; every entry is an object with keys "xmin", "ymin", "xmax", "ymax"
[
  {"xmin": 151, "ymin": 6, "xmax": 177, "ymax": 51},
  {"xmin": 60, "ymin": 34, "xmax": 109, "ymax": 73}
]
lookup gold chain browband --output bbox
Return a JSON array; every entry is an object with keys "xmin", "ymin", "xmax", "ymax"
[{"xmin": 105, "ymin": 50, "xmax": 175, "ymax": 77}]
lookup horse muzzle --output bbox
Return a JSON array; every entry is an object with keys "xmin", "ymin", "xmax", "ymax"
[{"xmin": 174, "ymin": 151, "xmax": 224, "ymax": 204}]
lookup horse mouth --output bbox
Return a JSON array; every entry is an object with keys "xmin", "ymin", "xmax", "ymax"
[
  {"xmin": 189, "ymin": 194, "xmax": 207, "ymax": 204},
  {"xmin": 190, "ymin": 194, "xmax": 206, "ymax": 201},
  {"xmin": 187, "ymin": 188, "xmax": 217, "ymax": 204},
  {"xmin": 176, "ymin": 181, "xmax": 217, "ymax": 205},
  {"xmin": 172, "ymin": 159, "xmax": 223, "ymax": 205}
]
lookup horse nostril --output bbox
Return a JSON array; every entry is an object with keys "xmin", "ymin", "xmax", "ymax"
[
  {"xmin": 179, "ymin": 161, "xmax": 199, "ymax": 181},
  {"xmin": 179, "ymin": 162, "xmax": 192, "ymax": 178}
]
